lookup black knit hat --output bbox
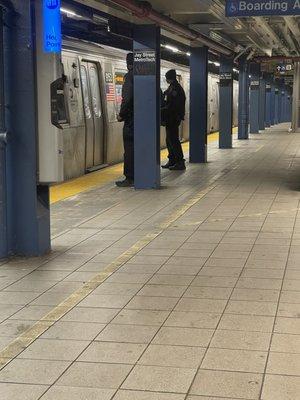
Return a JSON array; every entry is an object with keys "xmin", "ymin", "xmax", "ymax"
[
  {"xmin": 166, "ymin": 69, "xmax": 177, "ymax": 81},
  {"xmin": 126, "ymin": 53, "xmax": 134, "ymax": 66}
]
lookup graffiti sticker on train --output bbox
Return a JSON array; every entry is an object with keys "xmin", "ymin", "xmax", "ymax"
[
  {"xmin": 43, "ymin": 0, "xmax": 62, "ymax": 53},
  {"xmin": 226, "ymin": 0, "xmax": 300, "ymax": 16}
]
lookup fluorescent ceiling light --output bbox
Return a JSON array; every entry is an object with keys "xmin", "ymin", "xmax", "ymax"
[
  {"xmin": 61, "ymin": 7, "xmax": 79, "ymax": 17},
  {"xmin": 165, "ymin": 45, "xmax": 180, "ymax": 53},
  {"xmin": 186, "ymin": 52, "xmax": 191, "ymax": 57}
]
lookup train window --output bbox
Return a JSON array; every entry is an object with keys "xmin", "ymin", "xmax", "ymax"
[
  {"xmin": 89, "ymin": 65, "xmax": 102, "ymax": 118},
  {"xmin": 115, "ymin": 71, "xmax": 126, "ymax": 115},
  {"xmin": 80, "ymin": 65, "xmax": 92, "ymax": 119}
]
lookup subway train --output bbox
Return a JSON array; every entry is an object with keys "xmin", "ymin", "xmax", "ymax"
[{"xmin": 60, "ymin": 38, "xmax": 239, "ymax": 180}]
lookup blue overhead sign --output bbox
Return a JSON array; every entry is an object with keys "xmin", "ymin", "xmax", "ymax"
[
  {"xmin": 43, "ymin": 0, "xmax": 62, "ymax": 53},
  {"xmin": 226, "ymin": 0, "xmax": 300, "ymax": 17}
]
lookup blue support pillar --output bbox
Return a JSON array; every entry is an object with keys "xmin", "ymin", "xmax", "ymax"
[
  {"xmin": 274, "ymin": 85, "xmax": 279, "ymax": 124},
  {"xmin": 190, "ymin": 47, "xmax": 208, "ymax": 163},
  {"xmin": 265, "ymin": 74, "xmax": 272, "ymax": 127},
  {"xmin": 259, "ymin": 73, "xmax": 266, "ymax": 130},
  {"xmin": 270, "ymin": 80, "xmax": 275, "ymax": 125},
  {"xmin": 0, "ymin": 7, "xmax": 7, "ymax": 258},
  {"xmin": 238, "ymin": 56, "xmax": 249, "ymax": 140},
  {"xmin": 288, "ymin": 91, "xmax": 292, "ymax": 122},
  {"xmin": 3, "ymin": 0, "xmax": 51, "ymax": 257},
  {"xmin": 278, "ymin": 83, "xmax": 283, "ymax": 123},
  {"xmin": 219, "ymin": 55, "xmax": 233, "ymax": 149},
  {"xmin": 133, "ymin": 25, "xmax": 161, "ymax": 189},
  {"xmin": 249, "ymin": 63, "xmax": 260, "ymax": 133}
]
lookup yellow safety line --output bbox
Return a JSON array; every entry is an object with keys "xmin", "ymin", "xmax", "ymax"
[
  {"xmin": 50, "ymin": 129, "xmax": 237, "ymax": 204},
  {"xmin": 0, "ymin": 184, "xmax": 216, "ymax": 369}
]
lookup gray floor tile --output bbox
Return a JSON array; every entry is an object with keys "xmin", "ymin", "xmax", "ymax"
[
  {"xmin": 138, "ymin": 344, "xmax": 205, "ymax": 368},
  {"xmin": 0, "ymin": 383, "xmax": 48, "ymax": 400},
  {"xmin": 271, "ymin": 333, "xmax": 300, "ymax": 353},
  {"xmin": 112, "ymin": 309, "xmax": 169, "ymax": 326},
  {"xmin": 61, "ymin": 307, "xmax": 119, "ymax": 323},
  {"xmin": 152, "ymin": 327, "xmax": 213, "ymax": 347},
  {"xmin": 78, "ymin": 341, "xmax": 146, "ymax": 364},
  {"xmin": 96, "ymin": 324, "xmax": 159, "ymax": 344},
  {"xmin": 56, "ymin": 362, "xmax": 132, "ymax": 389},
  {"xmin": 267, "ymin": 352, "xmax": 300, "ymax": 375},
  {"xmin": 41, "ymin": 321, "xmax": 106, "ymax": 340},
  {"xmin": 201, "ymin": 347, "xmax": 267, "ymax": 373},
  {"xmin": 18, "ymin": 338, "xmax": 88, "ymax": 361},
  {"xmin": 184, "ymin": 286, "xmax": 232, "ymax": 300},
  {"xmin": 261, "ymin": 374, "xmax": 300, "ymax": 400},
  {"xmin": 40, "ymin": 386, "xmax": 115, "ymax": 400},
  {"xmin": 175, "ymin": 298, "xmax": 227, "ymax": 313},
  {"xmin": 122, "ymin": 365, "xmax": 196, "ymax": 393},
  {"xmin": 190, "ymin": 369, "xmax": 263, "ymax": 398},
  {"xmin": 137, "ymin": 285, "xmax": 186, "ymax": 297},
  {"xmin": 225, "ymin": 300, "xmax": 277, "ymax": 316},
  {"xmin": 125, "ymin": 296, "xmax": 178, "ymax": 311},
  {"xmin": 165, "ymin": 311, "xmax": 220, "ymax": 329},
  {"xmin": 114, "ymin": 390, "xmax": 185, "ymax": 400},
  {"xmin": 0, "ymin": 358, "xmax": 70, "ymax": 385},
  {"xmin": 218, "ymin": 314, "xmax": 275, "ymax": 332},
  {"xmin": 211, "ymin": 329, "xmax": 271, "ymax": 351}
]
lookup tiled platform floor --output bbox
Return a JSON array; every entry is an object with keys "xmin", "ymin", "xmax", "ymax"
[{"xmin": 1, "ymin": 124, "xmax": 300, "ymax": 399}]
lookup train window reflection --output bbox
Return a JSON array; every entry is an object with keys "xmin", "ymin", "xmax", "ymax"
[
  {"xmin": 80, "ymin": 65, "xmax": 92, "ymax": 119},
  {"xmin": 89, "ymin": 65, "xmax": 102, "ymax": 118}
]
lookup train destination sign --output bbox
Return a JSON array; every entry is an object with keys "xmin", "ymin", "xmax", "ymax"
[
  {"xmin": 43, "ymin": 0, "xmax": 62, "ymax": 53},
  {"xmin": 226, "ymin": 0, "xmax": 300, "ymax": 17}
]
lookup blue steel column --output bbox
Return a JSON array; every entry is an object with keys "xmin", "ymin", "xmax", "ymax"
[
  {"xmin": 238, "ymin": 56, "xmax": 249, "ymax": 140},
  {"xmin": 190, "ymin": 47, "xmax": 208, "ymax": 163},
  {"xmin": 249, "ymin": 63, "xmax": 260, "ymax": 133},
  {"xmin": 0, "ymin": 7, "xmax": 7, "ymax": 258},
  {"xmin": 133, "ymin": 25, "xmax": 160, "ymax": 189},
  {"xmin": 219, "ymin": 55, "xmax": 233, "ymax": 149},
  {"xmin": 270, "ymin": 80, "xmax": 275, "ymax": 125},
  {"xmin": 265, "ymin": 74, "xmax": 272, "ymax": 127},
  {"xmin": 5, "ymin": 0, "xmax": 50, "ymax": 256},
  {"xmin": 274, "ymin": 84, "xmax": 279, "ymax": 124},
  {"xmin": 259, "ymin": 73, "xmax": 266, "ymax": 130}
]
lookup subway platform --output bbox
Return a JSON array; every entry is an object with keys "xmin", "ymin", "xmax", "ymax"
[{"xmin": 0, "ymin": 124, "xmax": 300, "ymax": 399}]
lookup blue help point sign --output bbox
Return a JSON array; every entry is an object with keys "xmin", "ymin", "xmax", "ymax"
[
  {"xmin": 43, "ymin": 0, "xmax": 62, "ymax": 53},
  {"xmin": 226, "ymin": 0, "xmax": 300, "ymax": 17}
]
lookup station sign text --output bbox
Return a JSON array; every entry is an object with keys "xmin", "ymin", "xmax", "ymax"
[
  {"xmin": 226, "ymin": 0, "xmax": 300, "ymax": 16},
  {"xmin": 43, "ymin": 0, "xmax": 62, "ymax": 53}
]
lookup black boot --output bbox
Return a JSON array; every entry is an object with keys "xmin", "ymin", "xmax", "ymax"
[
  {"xmin": 169, "ymin": 161, "xmax": 186, "ymax": 171},
  {"xmin": 116, "ymin": 178, "xmax": 134, "ymax": 187},
  {"xmin": 162, "ymin": 161, "xmax": 175, "ymax": 169}
]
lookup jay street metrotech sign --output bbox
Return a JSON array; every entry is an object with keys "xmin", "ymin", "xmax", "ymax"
[{"xmin": 226, "ymin": 0, "xmax": 300, "ymax": 17}]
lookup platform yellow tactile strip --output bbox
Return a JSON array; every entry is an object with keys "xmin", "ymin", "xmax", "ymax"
[{"xmin": 50, "ymin": 129, "xmax": 237, "ymax": 204}]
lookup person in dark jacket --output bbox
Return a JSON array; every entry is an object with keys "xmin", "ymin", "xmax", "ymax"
[
  {"xmin": 162, "ymin": 69, "xmax": 186, "ymax": 170},
  {"xmin": 116, "ymin": 53, "xmax": 134, "ymax": 187}
]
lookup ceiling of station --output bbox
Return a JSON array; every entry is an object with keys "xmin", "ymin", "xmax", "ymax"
[
  {"xmin": 66, "ymin": 0, "xmax": 300, "ymax": 61},
  {"xmin": 101, "ymin": 0, "xmax": 300, "ymax": 57}
]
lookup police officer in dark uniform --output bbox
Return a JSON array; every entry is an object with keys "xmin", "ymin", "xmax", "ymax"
[
  {"xmin": 162, "ymin": 69, "xmax": 186, "ymax": 170},
  {"xmin": 116, "ymin": 53, "xmax": 134, "ymax": 187}
]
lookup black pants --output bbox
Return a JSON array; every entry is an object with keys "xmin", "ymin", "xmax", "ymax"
[
  {"xmin": 123, "ymin": 120, "xmax": 134, "ymax": 181},
  {"xmin": 166, "ymin": 121, "xmax": 184, "ymax": 164}
]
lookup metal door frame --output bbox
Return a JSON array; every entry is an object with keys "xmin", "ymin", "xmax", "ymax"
[{"xmin": 79, "ymin": 58, "xmax": 107, "ymax": 169}]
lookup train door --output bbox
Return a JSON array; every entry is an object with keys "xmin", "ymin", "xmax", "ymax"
[{"xmin": 80, "ymin": 61, "xmax": 105, "ymax": 170}]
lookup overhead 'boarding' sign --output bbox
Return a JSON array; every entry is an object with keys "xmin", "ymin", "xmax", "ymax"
[
  {"xmin": 43, "ymin": 0, "xmax": 62, "ymax": 53},
  {"xmin": 226, "ymin": 0, "xmax": 300, "ymax": 17}
]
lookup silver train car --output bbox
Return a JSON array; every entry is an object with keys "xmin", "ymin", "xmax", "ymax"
[{"xmin": 61, "ymin": 38, "xmax": 238, "ymax": 181}]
